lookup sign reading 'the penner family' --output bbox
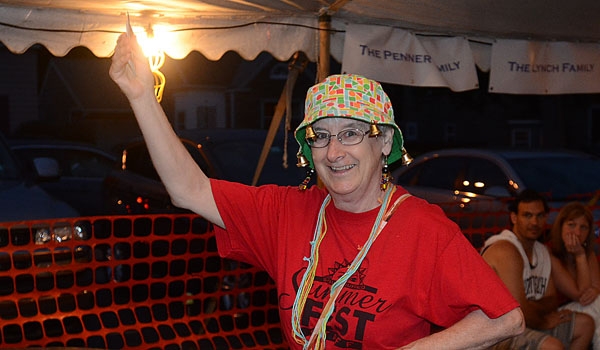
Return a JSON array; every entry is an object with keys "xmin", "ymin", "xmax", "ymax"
[
  {"xmin": 341, "ymin": 23, "xmax": 479, "ymax": 92},
  {"xmin": 341, "ymin": 23, "xmax": 600, "ymax": 95}
]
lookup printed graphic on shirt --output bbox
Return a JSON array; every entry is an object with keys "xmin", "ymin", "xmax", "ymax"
[
  {"xmin": 280, "ymin": 259, "xmax": 393, "ymax": 349},
  {"xmin": 525, "ymin": 275, "xmax": 548, "ymax": 300}
]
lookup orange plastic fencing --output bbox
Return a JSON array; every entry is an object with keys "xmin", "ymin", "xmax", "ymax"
[
  {"xmin": 0, "ymin": 215, "xmax": 287, "ymax": 350},
  {"xmin": 2, "ymin": 201, "xmax": 599, "ymax": 349},
  {"xmin": 442, "ymin": 199, "xmax": 600, "ymax": 251},
  {"xmin": 441, "ymin": 201, "xmax": 511, "ymax": 251}
]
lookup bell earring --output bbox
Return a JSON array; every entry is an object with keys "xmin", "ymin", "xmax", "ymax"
[
  {"xmin": 369, "ymin": 123, "xmax": 381, "ymax": 137},
  {"xmin": 381, "ymin": 155, "xmax": 391, "ymax": 191},
  {"xmin": 305, "ymin": 125, "xmax": 317, "ymax": 142},
  {"xmin": 299, "ymin": 168, "xmax": 315, "ymax": 191},
  {"xmin": 296, "ymin": 151, "xmax": 310, "ymax": 168},
  {"xmin": 401, "ymin": 147, "xmax": 413, "ymax": 166}
]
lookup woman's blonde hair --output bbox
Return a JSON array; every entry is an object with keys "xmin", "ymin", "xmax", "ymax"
[{"xmin": 550, "ymin": 201, "xmax": 595, "ymax": 260}]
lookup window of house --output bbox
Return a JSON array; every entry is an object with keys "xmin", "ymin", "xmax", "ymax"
[
  {"xmin": 511, "ymin": 128, "xmax": 532, "ymax": 148},
  {"xmin": 404, "ymin": 122, "xmax": 418, "ymax": 141},
  {"xmin": 588, "ymin": 105, "xmax": 600, "ymax": 150},
  {"xmin": 0, "ymin": 95, "xmax": 9, "ymax": 135},
  {"xmin": 176, "ymin": 111, "xmax": 186, "ymax": 130},
  {"xmin": 444, "ymin": 123, "xmax": 456, "ymax": 143},
  {"xmin": 196, "ymin": 105, "xmax": 217, "ymax": 129}
]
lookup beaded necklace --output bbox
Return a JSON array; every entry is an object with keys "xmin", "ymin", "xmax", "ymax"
[{"xmin": 291, "ymin": 185, "xmax": 408, "ymax": 349}]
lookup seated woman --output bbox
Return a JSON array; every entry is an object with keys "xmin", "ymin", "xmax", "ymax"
[{"xmin": 550, "ymin": 201, "xmax": 600, "ymax": 349}]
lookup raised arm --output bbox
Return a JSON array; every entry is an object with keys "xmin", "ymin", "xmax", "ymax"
[
  {"xmin": 550, "ymin": 254, "xmax": 592, "ymax": 301},
  {"xmin": 109, "ymin": 33, "xmax": 224, "ymax": 228},
  {"xmin": 550, "ymin": 228, "xmax": 600, "ymax": 305},
  {"xmin": 399, "ymin": 308, "xmax": 524, "ymax": 350}
]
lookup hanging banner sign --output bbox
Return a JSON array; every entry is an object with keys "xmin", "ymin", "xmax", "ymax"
[
  {"xmin": 341, "ymin": 23, "xmax": 479, "ymax": 92},
  {"xmin": 489, "ymin": 40, "xmax": 600, "ymax": 94}
]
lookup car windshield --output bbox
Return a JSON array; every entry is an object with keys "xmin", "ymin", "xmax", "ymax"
[
  {"xmin": 124, "ymin": 140, "xmax": 213, "ymax": 181},
  {"xmin": 506, "ymin": 155, "xmax": 600, "ymax": 200}
]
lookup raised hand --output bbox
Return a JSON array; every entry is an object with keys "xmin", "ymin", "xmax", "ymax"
[
  {"xmin": 564, "ymin": 232, "xmax": 586, "ymax": 256},
  {"xmin": 109, "ymin": 33, "xmax": 154, "ymax": 102}
]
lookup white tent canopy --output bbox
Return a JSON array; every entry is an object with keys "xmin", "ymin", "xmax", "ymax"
[
  {"xmin": 2, "ymin": 0, "xmax": 600, "ymax": 58},
  {"xmin": 1, "ymin": 0, "xmax": 600, "ymax": 93}
]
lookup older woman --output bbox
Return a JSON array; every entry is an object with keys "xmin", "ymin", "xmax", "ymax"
[
  {"xmin": 109, "ymin": 32, "xmax": 523, "ymax": 349},
  {"xmin": 550, "ymin": 202, "xmax": 600, "ymax": 349}
]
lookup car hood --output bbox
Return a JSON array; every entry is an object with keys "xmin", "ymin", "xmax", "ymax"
[{"xmin": 0, "ymin": 181, "xmax": 79, "ymax": 222}]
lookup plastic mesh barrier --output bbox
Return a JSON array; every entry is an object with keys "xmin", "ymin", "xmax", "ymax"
[
  {"xmin": 445, "ymin": 200, "xmax": 600, "ymax": 251},
  {"xmin": 2, "ymin": 202, "xmax": 599, "ymax": 349},
  {"xmin": 0, "ymin": 215, "xmax": 287, "ymax": 349},
  {"xmin": 443, "ymin": 201, "xmax": 512, "ymax": 250}
]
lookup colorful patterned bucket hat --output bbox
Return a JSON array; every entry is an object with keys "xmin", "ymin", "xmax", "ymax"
[{"xmin": 294, "ymin": 74, "xmax": 404, "ymax": 168}]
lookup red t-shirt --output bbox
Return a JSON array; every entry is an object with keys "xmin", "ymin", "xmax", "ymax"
[{"xmin": 211, "ymin": 179, "xmax": 518, "ymax": 349}]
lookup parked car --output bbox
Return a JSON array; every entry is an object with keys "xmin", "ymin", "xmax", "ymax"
[
  {"xmin": 103, "ymin": 137, "xmax": 219, "ymax": 214},
  {"xmin": 392, "ymin": 148, "xmax": 600, "ymax": 237},
  {"xmin": 179, "ymin": 128, "xmax": 306, "ymax": 186},
  {"xmin": 103, "ymin": 129, "xmax": 307, "ymax": 215},
  {"xmin": 9, "ymin": 139, "xmax": 118, "ymax": 216},
  {"xmin": 0, "ymin": 135, "xmax": 79, "ymax": 222}
]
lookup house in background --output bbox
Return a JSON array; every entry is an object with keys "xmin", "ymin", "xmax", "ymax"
[
  {"xmin": 2, "ymin": 44, "xmax": 316, "ymax": 153},
  {"xmin": 0, "ymin": 44, "xmax": 39, "ymax": 135},
  {"xmin": 386, "ymin": 73, "xmax": 600, "ymax": 155},
  {"xmin": 1, "ymin": 43, "xmax": 600, "ymax": 156},
  {"xmin": 167, "ymin": 50, "xmax": 315, "ymax": 132},
  {"xmin": 1, "ymin": 44, "xmax": 309, "ymax": 147}
]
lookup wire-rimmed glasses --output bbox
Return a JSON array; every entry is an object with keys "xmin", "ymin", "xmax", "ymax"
[{"xmin": 307, "ymin": 128, "xmax": 369, "ymax": 148}]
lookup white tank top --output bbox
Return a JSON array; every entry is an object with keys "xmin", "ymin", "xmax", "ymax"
[{"xmin": 483, "ymin": 229, "xmax": 551, "ymax": 301}]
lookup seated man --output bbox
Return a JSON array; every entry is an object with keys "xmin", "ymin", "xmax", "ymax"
[{"xmin": 482, "ymin": 189, "xmax": 594, "ymax": 349}]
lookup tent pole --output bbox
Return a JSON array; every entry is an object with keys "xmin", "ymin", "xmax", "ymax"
[
  {"xmin": 251, "ymin": 53, "xmax": 308, "ymax": 186},
  {"xmin": 318, "ymin": 14, "xmax": 331, "ymax": 82},
  {"xmin": 314, "ymin": 13, "xmax": 332, "ymax": 188}
]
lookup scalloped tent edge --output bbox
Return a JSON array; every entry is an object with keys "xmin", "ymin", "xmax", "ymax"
[{"xmin": 1, "ymin": 0, "xmax": 599, "ymax": 72}]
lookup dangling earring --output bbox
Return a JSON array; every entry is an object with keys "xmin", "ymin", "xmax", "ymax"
[
  {"xmin": 401, "ymin": 147, "xmax": 413, "ymax": 166},
  {"xmin": 369, "ymin": 123, "xmax": 381, "ymax": 137},
  {"xmin": 305, "ymin": 125, "xmax": 317, "ymax": 142},
  {"xmin": 299, "ymin": 168, "xmax": 315, "ymax": 191},
  {"xmin": 296, "ymin": 151, "xmax": 310, "ymax": 168},
  {"xmin": 381, "ymin": 155, "xmax": 391, "ymax": 191}
]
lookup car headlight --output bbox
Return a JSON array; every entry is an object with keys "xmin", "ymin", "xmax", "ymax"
[{"xmin": 34, "ymin": 222, "xmax": 88, "ymax": 245}]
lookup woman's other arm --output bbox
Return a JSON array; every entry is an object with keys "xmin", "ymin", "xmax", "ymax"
[{"xmin": 399, "ymin": 308, "xmax": 524, "ymax": 350}]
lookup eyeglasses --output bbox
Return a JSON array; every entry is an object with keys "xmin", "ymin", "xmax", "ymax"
[{"xmin": 307, "ymin": 128, "xmax": 370, "ymax": 148}]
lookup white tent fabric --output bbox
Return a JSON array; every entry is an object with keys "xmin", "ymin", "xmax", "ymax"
[
  {"xmin": 1, "ymin": 0, "xmax": 599, "ymax": 93},
  {"xmin": 341, "ymin": 24, "xmax": 480, "ymax": 92},
  {"xmin": 490, "ymin": 40, "xmax": 600, "ymax": 94},
  {"xmin": 2, "ymin": 0, "xmax": 600, "ymax": 59},
  {"xmin": 0, "ymin": 4, "xmax": 317, "ymax": 60}
]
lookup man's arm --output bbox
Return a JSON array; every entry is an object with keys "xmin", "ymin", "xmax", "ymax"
[
  {"xmin": 481, "ymin": 241, "xmax": 561, "ymax": 330},
  {"xmin": 399, "ymin": 308, "xmax": 524, "ymax": 349},
  {"xmin": 109, "ymin": 33, "xmax": 224, "ymax": 228}
]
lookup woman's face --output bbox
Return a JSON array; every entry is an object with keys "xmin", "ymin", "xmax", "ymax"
[
  {"xmin": 310, "ymin": 118, "xmax": 392, "ymax": 201},
  {"xmin": 561, "ymin": 215, "xmax": 591, "ymax": 244}
]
